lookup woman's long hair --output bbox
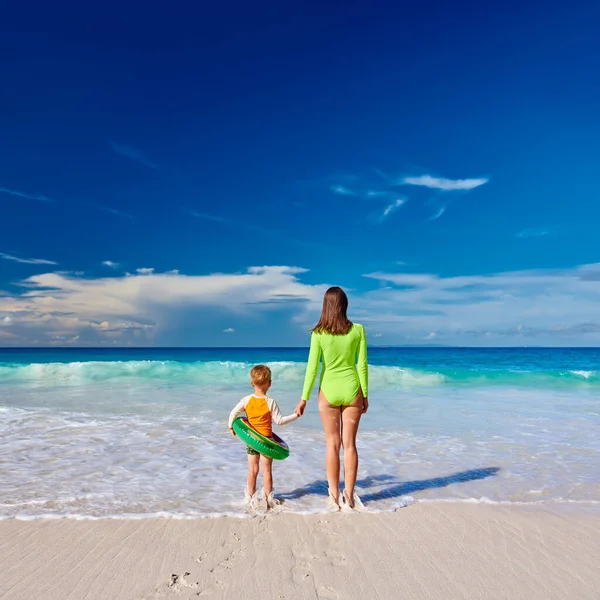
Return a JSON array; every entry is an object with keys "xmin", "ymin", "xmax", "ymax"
[{"xmin": 312, "ymin": 286, "xmax": 353, "ymax": 335}]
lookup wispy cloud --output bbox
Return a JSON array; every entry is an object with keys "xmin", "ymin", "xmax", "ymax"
[
  {"xmin": 102, "ymin": 261, "xmax": 119, "ymax": 268},
  {"xmin": 429, "ymin": 206, "xmax": 447, "ymax": 220},
  {"xmin": 366, "ymin": 190, "xmax": 392, "ymax": 198},
  {"xmin": 99, "ymin": 206, "xmax": 134, "ymax": 220},
  {"xmin": 187, "ymin": 209, "xmax": 331, "ymax": 251},
  {"xmin": 111, "ymin": 143, "xmax": 157, "ymax": 170},
  {"xmin": 0, "ymin": 252, "xmax": 57, "ymax": 265},
  {"xmin": 223, "ymin": 327, "xmax": 235, "ymax": 333},
  {"xmin": 136, "ymin": 268, "xmax": 155, "ymax": 275},
  {"xmin": 401, "ymin": 175, "xmax": 489, "ymax": 191},
  {"xmin": 380, "ymin": 199, "xmax": 405, "ymax": 221},
  {"xmin": 516, "ymin": 228, "xmax": 551, "ymax": 238},
  {"xmin": 188, "ymin": 211, "xmax": 226, "ymax": 223},
  {"xmin": 328, "ymin": 169, "xmax": 487, "ymax": 222},
  {"xmin": 0, "ymin": 187, "xmax": 53, "ymax": 203},
  {"xmin": 330, "ymin": 184, "xmax": 358, "ymax": 196},
  {"xmin": 329, "ymin": 178, "xmax": 407, "ymax": 224}
]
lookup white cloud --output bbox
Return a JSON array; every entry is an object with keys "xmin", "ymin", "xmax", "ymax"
[
  {"xmin": 429, "ymin": 206, "xmax": 447, "ymax": 220},
  {"xmin": 3, "ymin": 261, "xmax": 600, "ymax": 346},
  {"xmin": 223, "ymin": 328, "xmax": 235, "ymax": 333},
  {"xmin": 328, "ymin": 169, "xmax": 487, "ymax": 222},
  {"xmin": 111, "ymin": 143, "xmax": 157, "ymax": 169},
  {"xmin": 516, "ymin": 228, "xmax": 551, "ymax": 238},
  {"xmin": 188, "ymin": 211, "xmax": 226, "ymax": 223},
  {"xmin": 0, "ymin": 187, "xmax": 53, "ymax": 202},
  {"xmin": 359, "ymin": 263, "xmax": 600, "ymax": 344},
  {"xmin": 0, "ymin": 266, "xmax": 327, "ymax": 345},
  {"xmin": 1, "ymin": 316, "xmax": 13, "ymax": 325},
  {"xmin": 100, "ymin": 206, "xmax": 133, "ymax": 220},
  {"xmin": 102, "ymin": 261, "xmax": 119, "ymax": 268},
  {"xmin": 136, "ymin": 268, "xmax": 155, "ymax": 275},
  {"xmin": 0, "ymin": 252, "xmax": 58, "ymax": 265},
  {"xmin": 330, "ymin": 184, "xmax": 357, "ymax": 196},
  {"xmin": 401, "ymin": 175, "xmax": 489, "ymax": 191},
  {"xmin": 380, "ymin": 199, "xmax": 405, "ymax": 221}
]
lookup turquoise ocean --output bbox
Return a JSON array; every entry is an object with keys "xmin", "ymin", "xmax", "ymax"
[{"xmin": 1, "ymin": 347, "xmax": 598, "ymax": 518}]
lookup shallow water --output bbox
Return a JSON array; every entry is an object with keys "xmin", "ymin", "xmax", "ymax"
[{"xmin": 1, "ymin": 348, "xmax": 599, "ymax": 518}]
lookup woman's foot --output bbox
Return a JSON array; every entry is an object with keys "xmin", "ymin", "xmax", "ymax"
[
  {"xmin": 343, "ymin": 489, "xmax": 355, "ymax": 509},
  {"xmin": 327, "ymin": 489, "xmax": 341, "ymax": 512},
  {"xmin": 342, "ymin": 489, "xmax": 364, "ymax": 511}
]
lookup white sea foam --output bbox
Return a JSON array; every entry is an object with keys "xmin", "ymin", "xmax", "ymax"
[
  {"xmin": 0, "ymin": 360, "xmax": 446, "ymax": 389},
  {"xmin": 1, "ymin": 380, "xmax": 599, "ymax": 519},
  {"xmin": 1, "ymin": 352, "xmax": 599, "ymax": 519},
  {"xmin": 569, "ymin": 370, "xmax": 596, "ymax": 379}
]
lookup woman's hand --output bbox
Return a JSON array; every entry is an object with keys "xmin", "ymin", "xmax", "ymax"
[
  {"xmin": 229, "ymin": 428, "xmax": 236, "ymax": 437},
  {"xmin": 294, "ymin": 400, "xmax": 307, "ymax": 417},
  {"xmin": 362, "ymin": 397, "xmax": 369, "ymax": 414}
]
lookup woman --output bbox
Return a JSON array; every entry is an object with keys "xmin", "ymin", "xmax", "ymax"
[{"xmin": 295, "ymin": 286, "xmax": 368, "ymax": 510}]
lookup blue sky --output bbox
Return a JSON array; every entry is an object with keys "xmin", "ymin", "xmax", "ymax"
[{"xmin": 1, "ymin": 1, "xmax": 600, "ymax": 347}]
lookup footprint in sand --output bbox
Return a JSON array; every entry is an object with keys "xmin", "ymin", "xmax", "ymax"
[
  {"xmin": 291, "ymin": 546, "xmax": 322, "ymax": 585},
  {"xmin": 167, "ymin": 571, "xmax": 200, "ymax": 593},
  {"xmin": 323, "ymin": 548, "xmax": 347, "ymax": 568},
  {"xmin": 317, "ymin": 585, "xmax": 340, "ymax": 599},
  {"xmin": 314, "ymin": 518, "xmax": 341, "ymax": 538}
]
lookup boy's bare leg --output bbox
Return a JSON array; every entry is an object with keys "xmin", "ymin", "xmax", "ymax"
[
  {"xmin": 247, "ymin": 454, "xmax": 260, "ymax": 497},
  {"xmin": 261, "ymin": 455, "xmax": 274, "ymax": 499}
]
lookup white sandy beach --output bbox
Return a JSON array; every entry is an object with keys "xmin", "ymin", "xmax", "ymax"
[{"xmin": 1, "ymin": 503, "xmax": 598, "ymax": 600}]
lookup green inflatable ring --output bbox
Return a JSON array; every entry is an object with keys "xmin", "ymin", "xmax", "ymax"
[{"xmin": 232, "ymin": 417, "xmax": 290, "ymax": 460}]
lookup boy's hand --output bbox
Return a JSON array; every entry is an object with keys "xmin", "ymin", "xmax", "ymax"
[{"xmin": 229, "ymin": 428, "xmax": 236, "ymax": 437}]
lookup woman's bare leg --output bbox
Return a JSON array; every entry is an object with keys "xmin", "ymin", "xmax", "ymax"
[
  {"xmin": 341, "ymin": 392, "xmax": 364, "ymax": 507},
  {"xmin": 318, "ymin": 391, "xmax": 341, "ymax": 504}
]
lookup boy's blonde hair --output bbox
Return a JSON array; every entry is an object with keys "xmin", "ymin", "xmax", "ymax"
[{"xmin": 250, "ymin": 364, "xmax": 271, "ymax": 386}]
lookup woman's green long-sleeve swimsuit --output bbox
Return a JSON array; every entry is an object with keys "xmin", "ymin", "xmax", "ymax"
[{"xmin": 301, "ymin": 323, "xmax": 368, "ymax": 406}]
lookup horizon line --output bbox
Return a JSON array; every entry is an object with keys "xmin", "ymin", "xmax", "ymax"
[{"xmin": 1, "ymin": 345, "xmax": 600, "ymax": 350}]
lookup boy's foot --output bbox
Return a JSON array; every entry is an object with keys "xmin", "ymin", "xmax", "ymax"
[
  {"xmin": 244, "ymin": 490, "xmax": 259, "ymax": 510},
  {"xmin": 265, "ymin": 492, "xmax": 281, "ymax": 511}
]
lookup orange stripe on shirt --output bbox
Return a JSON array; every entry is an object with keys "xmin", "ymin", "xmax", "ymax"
[{"xmin": 244, "ymin": 395, "xmax": 272, "ymax": 437}]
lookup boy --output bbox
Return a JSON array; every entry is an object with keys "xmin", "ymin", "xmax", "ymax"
[{"xmin": 228, "ymin": 364, "xmax": 298, "ymax": 509}]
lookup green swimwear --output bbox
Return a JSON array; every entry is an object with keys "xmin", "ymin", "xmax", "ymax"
[{"xmin": 301, "ymin": 323, "xmax": 368, "ymax": 406}]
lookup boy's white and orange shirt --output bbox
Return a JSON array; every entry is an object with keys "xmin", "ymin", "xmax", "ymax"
[{"xmin": 228, "ymin": 395, "xmax": 298, "ymax": 437}]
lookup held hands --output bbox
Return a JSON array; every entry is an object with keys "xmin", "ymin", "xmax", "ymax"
[{"xmin": 294, "ymin": 400, "xmax": 307, "ymax": 417}]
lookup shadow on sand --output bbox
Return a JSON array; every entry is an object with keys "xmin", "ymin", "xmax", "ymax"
[{"xmin": 278, "ymin": 467, "xmax": 501, "ymax": 503}]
